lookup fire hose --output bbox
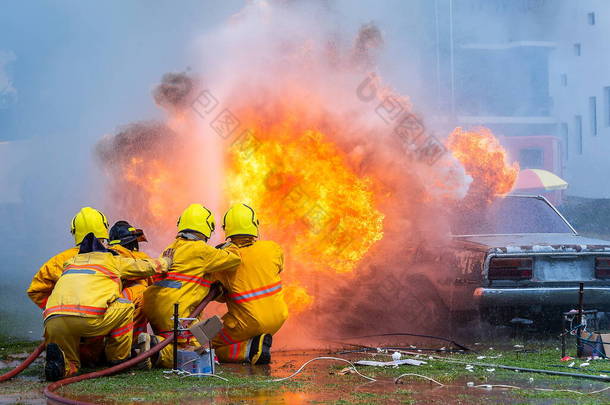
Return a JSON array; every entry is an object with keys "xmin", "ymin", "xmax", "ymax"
[
  {"xmin": 40, "ymin": 284, "xmax": 220, "ymax": 405},
  {"xmin": 0, "ymin": 342, "xmax": 45, "ymax": 382}
]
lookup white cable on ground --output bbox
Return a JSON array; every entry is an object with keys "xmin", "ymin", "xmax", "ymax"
[
  {"xmin": 180, "ymin": 373, "xmax": 229, "ymax": 381},
  {"xmin": 269, "ymin": 356, "xmax": 377, "ymax": 383},
  {"xmin": 394, "ymin": 373, "xmax": 445, "ymax": 387},
  {"xmin": 472, "ymin": 384, "xmax": 610, "ymax": 395},
  {"xmin": 162, "ymin": 369, "xmax": 230, "ymax": 381}
]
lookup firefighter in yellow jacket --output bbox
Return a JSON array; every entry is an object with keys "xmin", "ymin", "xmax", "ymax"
[
  {"xmin": 28, "ymin": 211, "xmax": 151, "ymax": 313},
  {"xmin": 27, "ymin": 209, "xmax": 154, "ymax": 367},
  {"xmin": 43, "ymin": 231, "xmax": 171, "ymax": 381},
  {"xmin": 210, "ymin": 203, "xmax": 288, "ymax": 365},
  {"xmin": 29, "ymin": 207, "xmax": 112, "ymax": 368},
  {"xmin": 108, "ymin": 220, "xmax": 152, "ymax": 339},
  {"xmin": 143, "ymin": 203, "xmax": 241, "ymax": 368},
  {"xmin": 27, "ymin": 207, "xmax": 110, "ymax": 309}
]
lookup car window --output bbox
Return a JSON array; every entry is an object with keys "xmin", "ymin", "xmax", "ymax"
[{"xmin": 451, "ymin": 197, "xmax": 574, "ymax": 235}]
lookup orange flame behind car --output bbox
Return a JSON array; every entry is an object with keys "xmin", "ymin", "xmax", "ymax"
[{"xmin": 448, "ymin": 127, "xmax": 519, "ymax": 205}]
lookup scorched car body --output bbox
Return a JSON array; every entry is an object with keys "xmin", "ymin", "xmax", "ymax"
[{"xmin": 421, "ymin": 195, "xmax": 610, "ymax": 325}]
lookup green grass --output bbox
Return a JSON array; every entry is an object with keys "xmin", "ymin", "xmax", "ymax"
[
  {"xmin": 0, "ymin": 335, "xmax": 41, "ymax": 360},
  {"xmin": 60, "ymin": 368, "xmax": 305, "ymax": 403},
  {"xmin": 346, "ymin": 342, "xmax": 610, "ymax": 404},
  {"xmin": 1, "ymin": 339, "xmax": 610, "ymax": 404},
  {"xmin": 0, "ymin": 336, "xmax": 47, "ymax": 404}
]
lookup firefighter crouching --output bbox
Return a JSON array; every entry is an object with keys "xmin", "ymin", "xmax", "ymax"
[
  {"xmin": 211, "ymin": 203, "xmax": 288, "ymax": 365},
  {"xmin": 27, "ymin": 207, "xmax": 111, "ymax": 310},
  {"xmin": 108, "ymin": 220, "xmax": 152, "ymax": 340},
  {"xmin": 43, "ymin": 230, "xmax": 171, "ymax": 381},
  {"xmin": 27, "ymin": 208, "xmax": 156, "ymax": 368},
  {"xmin": 142, "ymin": 203, "xmax": 241, "ymax": 368}
]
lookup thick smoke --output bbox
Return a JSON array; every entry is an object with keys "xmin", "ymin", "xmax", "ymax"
[
  {"xmin": 95, "ymin": 72, "xmax": 226, "ymax": 250},
  {"xmin": 96, "ymin": 121, "xmax": 180, "ymax": 245},
  {"xmin": 152, "ymin": 73, "xmax": 199, "ymax": 112},
  {"xmin": 96, "ymin": 0, "xmax": 516, "ymax": 348}
]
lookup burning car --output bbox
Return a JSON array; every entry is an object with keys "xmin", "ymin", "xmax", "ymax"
[{"xmin": 420, "ymin": 194, "xmax": 610, "ymax": 326}]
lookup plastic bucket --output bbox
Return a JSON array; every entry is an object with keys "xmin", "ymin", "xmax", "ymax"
[{"xmin": 177, "ymin": 349, "xmax": 215, "ymax": 375}]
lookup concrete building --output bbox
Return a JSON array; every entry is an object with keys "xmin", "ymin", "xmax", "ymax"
[
  {"xmin": 548, "ymin": 1, "xmax": 610, "ymax": 198},
  {"xmin": 429, "ymin": 0, "xmax": 610, "ymax": 198}
]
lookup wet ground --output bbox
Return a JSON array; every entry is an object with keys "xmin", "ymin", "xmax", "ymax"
[
  {"xmin": 53, "ymin": 351, "xmax": 512, "ymax": 404},
  {"xmin": 3, "ymin": 347, "xmax": 609, "ymax": 404}
]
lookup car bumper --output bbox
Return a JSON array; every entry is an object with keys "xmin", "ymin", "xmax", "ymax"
[{"xmin": 473, "ymin": 287, "xmax": 610, "ymax": 308}]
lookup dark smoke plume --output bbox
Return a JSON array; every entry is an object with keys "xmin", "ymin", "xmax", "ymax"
[
  {"xmin": 152, "ymin": 72, "xmax": 199, "ymax": 111},
  {"xmin": 95, "ymin": 121, "xmax": 178, "ymax": 166}
]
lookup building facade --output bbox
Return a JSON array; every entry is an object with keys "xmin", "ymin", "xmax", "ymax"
[{"xmin": 430, "ymin": 0, "xmax": 609, "ymax": 198}]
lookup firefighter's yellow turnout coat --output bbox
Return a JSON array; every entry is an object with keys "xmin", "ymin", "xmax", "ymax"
[
  {"xmin": 110, "ymin": 244, "xmax": 152, "ymax": 338},
  {"xmin": 143, "ymin": 236, "xmax": 241, "ymax": 368},
  {"xmin": 27, "ymin": 247, "xmax": 80, "ymax": 309},
  {"xmin": 43, "ymin": 243, "xmax": 169, "ymax": 377},
  {"xmin": 28, "ymin": 243, "xmax": 154, "ymax": 366},
  {"xmin": 210, "ymin": 238, "xmax": 288, "ymax": 363}
]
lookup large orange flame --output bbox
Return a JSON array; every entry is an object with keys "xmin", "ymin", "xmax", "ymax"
[
  {"xmin": 224, "ymin": 105, "xmax": 385, "ymax": 312},
  {"xmin": 447, "ymin": 127, "xmax": 519, "ymax": 203},
  {"xmin": 96, "ymin": 2, "xmax": 524, "ymax": 340}
]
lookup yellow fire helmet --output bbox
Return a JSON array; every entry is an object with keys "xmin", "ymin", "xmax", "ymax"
[
  {"xmin": 70, "ymin": 207, "xmax": 110, "ymax": 245},
  {"xmin": 177, "ymin": 203, "xmax": 216, "ymax": 238},
  {"xmin": 222, "ymin": 203, "xmax": 259, "ymax": 238}
]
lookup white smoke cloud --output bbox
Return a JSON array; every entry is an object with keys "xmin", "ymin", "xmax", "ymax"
[{"xmin": 0, "ymin": 50, "xmax": 17, "ymax": 108}]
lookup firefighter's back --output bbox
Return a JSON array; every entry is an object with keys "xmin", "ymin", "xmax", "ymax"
[{"xmin": 224, "ymin": 240, "xmax": 288, "ymax": 332}]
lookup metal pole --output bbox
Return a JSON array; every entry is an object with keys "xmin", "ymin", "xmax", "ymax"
[
  {"xmin": 434, "ymin": 0, "xmax": 442, "ymax": 112},
  {"xmin": 561, "ymin": 315, "xmax": 566, "ymax": 358},
  {"xmin": 448, "ymin": 0, "xmax": 455, "ymax": 119},
  {"xmin": 209, "ymin": 340, "xmax": 214, "ymax": 374},
  {"xmin": 576, "ymin": 283, "xmax": 584, "ymax": 357},
  {"xmin": 173, "ymin": 303, "xmax": 179, "ymax": 370}
]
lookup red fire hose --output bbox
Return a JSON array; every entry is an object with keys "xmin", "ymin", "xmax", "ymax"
[
  {"xmin": 43, "ymin": 285, "xmax": 220, "ymax": 405},
  {"xmin": 0, "ymin": 342, "xmax": 45, "ymax": 382}
]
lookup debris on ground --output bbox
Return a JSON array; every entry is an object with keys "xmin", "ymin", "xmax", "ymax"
[
  {"xmin": 332, "ymin": 367, "xmax": 356, "ymax": 376},
  {"xmin": 354, "ymin": 359, "xmax": 426, "ymax": 367},
  {"xmin": 0, "ymin": 360, "xmax": 22, "ymax": 368},
  {"xmin": 7, "ymin": 352, "xmax": 31, "ymax": 360}
]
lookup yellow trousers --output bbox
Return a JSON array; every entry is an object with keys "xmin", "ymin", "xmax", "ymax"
[
  {"xmin": 121, "ymin": 283, "xmax": 148, "ymax": 338},
  {"xmin": 44, "ymin": 299, "xmax": 134, "ymax": 375},
  {"xmin": 211, "ymin": 312, "xmax": 283, "ymax": 363},
  {"xmin": 77, "ymin": 285, "xmax": 145, "ymax": 368}
]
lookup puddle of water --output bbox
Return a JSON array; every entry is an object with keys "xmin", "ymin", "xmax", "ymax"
[
  {"xmin": 0, "ymin": 394, "xmax": 46, "ymax": 405},
  {"xmin": 4, "ymin": 350, "xmax": 609, "ymax": 404},
  {"xmin": 178, "ymin": 351, "xmax": 511, "ymax": 405}
]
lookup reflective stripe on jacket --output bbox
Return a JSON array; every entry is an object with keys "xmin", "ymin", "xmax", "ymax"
[
  {"xmin": 112, "ymin": 244, "xmax": 153, "ymax": 289},
  {"xmin": 44, "ymin": 251, "xmax": 169, "ymax": 320},
  {"xmin": 143, "ymin": 238, "xmax": 241, "ymax": 333},
  {"xmin": 211, "ymin": 240, "xmax": 288, "ymax": 329},
  {"xmin": 28, "ymin": 245, "xmax": 153, "ymax": 309},
  {"xmin": 228, "ymin": 281, "xmax": 283, "ymax": 304},
  {"xmin": 27, "ymin": 247, "xmax": 79, "ymax": 309}
]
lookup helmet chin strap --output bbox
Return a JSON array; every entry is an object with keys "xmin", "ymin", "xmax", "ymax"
[{"xmin": 177, "ymin": 230, "xmax": 208, "ymax": 242}]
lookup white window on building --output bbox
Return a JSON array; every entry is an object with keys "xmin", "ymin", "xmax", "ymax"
[
  {"xmin": 604, "ymin": 86, "xmax": 610, "ymax": 127},
  {"xmin": 588, "ymin": 12, "xmax": 596, "ymax": 25},
  {"xmin": 575, "ymin": 115, "xmax": 583, "ymax": 154},
  {"xmin": 574, "ymin": 43, "xmax": 581, "ymax": 56},
  {"xmin": 590, "ymin": 96, "xmax": 598, "ymax": 136},
  {"xmin": 561, "ymin": 122, "xmax": 569, "ymax": 161}
]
